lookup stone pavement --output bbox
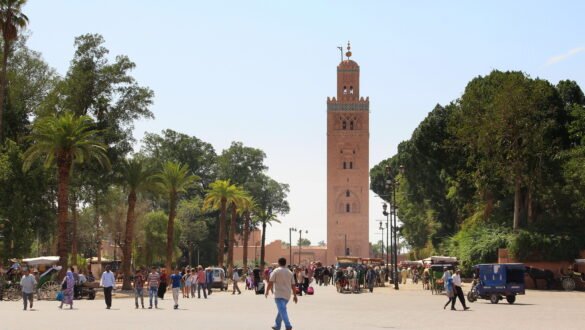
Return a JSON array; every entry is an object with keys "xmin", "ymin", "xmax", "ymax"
[{"xmin": 0, "ymin": 282, "xmax": 583, "ymax": 330}]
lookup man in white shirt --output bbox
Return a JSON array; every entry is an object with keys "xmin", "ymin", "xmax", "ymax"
[
  {"xmin": 265, "ymin": 257, "xmax": 298, "ymax": 330},
  {"xmin": 232, "ymin": 269, "xmax": 241, "ymax": 295},
  {"xmin": 100, "ymin": 266, "xmax": 116, "ymax": 309},
  {"xmin": 20, "ymin": 268, "xmax": 37, "ymax": 311},
  {"xmin": 452, "ymin": 269, "xmax": 470, "ymax": 310}
]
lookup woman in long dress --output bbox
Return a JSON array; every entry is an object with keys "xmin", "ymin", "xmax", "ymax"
[{"xmin": 60, "ymin": 271, "xmax": 75, "ymax": 309}]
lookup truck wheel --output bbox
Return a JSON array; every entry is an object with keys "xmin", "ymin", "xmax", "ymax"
[
  {"xmin": 506, "ymin": 295, "xmax": 516, "ymax": 304},
  {"xmin": 490, "ymin": 294, "xmax": 499, "ymax": 304}
]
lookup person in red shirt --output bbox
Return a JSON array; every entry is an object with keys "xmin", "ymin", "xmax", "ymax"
[{"xmin": 196, "ymin": 266, "xmax": 207, "ymax": 299}]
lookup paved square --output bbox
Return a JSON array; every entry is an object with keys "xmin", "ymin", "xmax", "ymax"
[{"xmin": 0, "ymin": 283, "xmax": 583, "ymax": 330}]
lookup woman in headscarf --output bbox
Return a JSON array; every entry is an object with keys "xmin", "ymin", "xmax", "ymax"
[{"xmin": 60, "ymin": 271, "xmax": 75, "ymax": 309}]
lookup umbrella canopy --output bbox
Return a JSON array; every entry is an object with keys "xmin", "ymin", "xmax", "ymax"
[{"xmin": 22, "ymin": 256, "xmax": 60, "ymax": 266}]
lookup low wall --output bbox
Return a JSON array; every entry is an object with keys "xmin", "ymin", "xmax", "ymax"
[{"xmin": 498, "ymin": 248, "xmax": 585, "ymax": 290}]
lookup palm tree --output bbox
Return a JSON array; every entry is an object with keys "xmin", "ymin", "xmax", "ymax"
[
  {"xmin": 203, "ymin": 179, "xmax": 239, "ymax": 267},
  {"xmin": 23, "ymin": 112, "xmax": 109, "ymax": 277},
  {"xmin": 239, "ymin": 198, "xmax": 257, "ymax": 272},
  {"xmin": 226, "ymin": 189, "xmax": 250, "ymax": 276},
  {"xmin": 118, "ymin": 157, "xmax": 154, "ymax": 290},
  {"xmin": 257, "ymin": 209, "xmax": 281, "ymax": 270},
  {"xmin": 155, "ymin": 161, "xmax": 198, "ymax": 272},
  {"xmin": 0, "ymin": 0, "xmax": 28, "ymax": 141}
]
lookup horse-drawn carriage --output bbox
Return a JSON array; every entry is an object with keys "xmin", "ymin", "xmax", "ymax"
[
  {"xmin": 0, "ymin": 260, "xmax": 23, "ymax": 301},
  {"xmin": 22, "ymin": 256, "xmax": 62, "ymax": 300},
  {"xmin": 559, "ymin": 259, "xmax": 585, "ymax": 291},
  {"xmin": 423, "ymin": 256, "xmax": 458, "ymax": 295},
  {"xmin": 335, "ymin": 257, "xmax": 361, "ymax": 293},
  {"xmin": 467, "ymin": 263, "xmax": 525, "ymax": 304}
]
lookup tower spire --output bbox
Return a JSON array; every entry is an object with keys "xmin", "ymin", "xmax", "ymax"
[{"xmin": 345, "ymin": 41, "xmax": 352, "ymax": 59}]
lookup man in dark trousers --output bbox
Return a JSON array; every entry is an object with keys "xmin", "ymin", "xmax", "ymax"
[{"xmin": 452, "ymin": 269, "xmax": 470, "ymax": 311}]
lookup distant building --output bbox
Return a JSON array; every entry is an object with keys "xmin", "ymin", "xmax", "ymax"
[{"xmin": 232, "ymin": 230, "xmax": 327, "ymax": 266}]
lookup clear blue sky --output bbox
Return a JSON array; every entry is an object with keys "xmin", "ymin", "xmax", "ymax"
[{"xmin": 24, "ymin": 1, "xmax": 585, "ymax": 246}]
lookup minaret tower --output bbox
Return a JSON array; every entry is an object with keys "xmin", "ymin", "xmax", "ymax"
[{"xmin": 326, "ymin": 42, "xmax": 370, "ymax": 265}]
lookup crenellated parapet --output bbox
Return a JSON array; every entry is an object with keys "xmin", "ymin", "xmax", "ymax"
[{"xmin": 327, "ymin": 96, "xmax": 369, "ymax": 112}]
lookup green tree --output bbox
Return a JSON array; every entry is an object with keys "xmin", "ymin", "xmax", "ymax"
[
  {"xmin": 155, "ymin": 161, "xmax": 198, "ymax": 272},
  {"xmin": 22, "ymin": 113, "xmax": 109, "ymax": 276},
  {"xmin": 0, "ymin": 0, "xmax": 28, "ymax": 141},
  {"xmin": 226, "ymin": 189, "xmax": 250, "ymax": 275},
  {"xmin": 454, "ymin": 71, "xmax": 564, "ymax": 230},
  {"xmin": 117, "ymin": 157, "xmax": 155, "ymax": 289},
  {"xmin": 297, "ymin": 238, "xmax": 311, "ymax": 246},
  {"xmin": 142, "ymin": 129, "xmax": 217, "ymax": 188},
  {"xmin": 203, "ymin": 179, "xmax": 240, "ymax": 267}
]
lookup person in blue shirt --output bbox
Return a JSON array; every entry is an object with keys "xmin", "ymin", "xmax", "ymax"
[
  {"xmin": 206, "ymin": 268, "xmax": 213, "ymax": 295},
  {"xmin": 170, "ymin": 269, "xmax": 182, "ymax": 309}
]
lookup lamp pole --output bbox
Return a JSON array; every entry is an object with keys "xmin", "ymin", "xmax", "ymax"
[
  {"xmin": 382, "ymin": 204, "xmax": 391, "ymax": 283},
  {"xmin": 297, "ymin": 229, "xmax": 307, "ymax": 265},
  {"xmin": 290, "ymin": 227, "xmax": 297, "ymax": 265},
  {"xmin": 384, "ymin": 165, "xmax": 404, "ymax": 290}
]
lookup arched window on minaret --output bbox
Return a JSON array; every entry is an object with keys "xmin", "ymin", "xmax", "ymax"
[
  {"xmin": 349, "ymin": 161, "xmax": 353, "ymax": 169},
  {"xmin": 350, "ymin": 121, "xmax": 354, "ymax": 130},
  {"xmin": 346, "ymin": 190, "xmax": 350, "ymax": 197},
  {"xmin": 342, "ymin": 121, "xmax": 347, "ymax": 130},
  {"xmin": 343, "ymin": 86, "xmax": 347, "ymax": 94},
  {"xmin": 346, "ymin": 204, "xmax": 350, "ymax": 213},
  {"xmin": 350, "ymin": 86, "xmax": 354, "ymax": 94},
  {"xmin": 343, "ymin": 162, "xmax": 347, "ymax": 169}
]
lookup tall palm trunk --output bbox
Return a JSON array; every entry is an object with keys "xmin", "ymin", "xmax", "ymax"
[
  {"xmin": 260, "ymin": 220, "xmax": 267, "ymax": 271},
  {"xmin": 122, "ymin": 190, "xmax": 137, "ymax": 290},
  {"xmin": 56, "ymin": 154, "xmax": 72, "ymax": 279},
  {"xmin": 70, "ymin": 196, "xmax": 78, "ymax": 266},
  {"xmin": 217, "ymin": 198, "xmax": 226, "ymax": 267},
  {"xmin": 95, "ymin": 189, "xmax": 102, "ymax": 264},
  {"xmin": 166, "ymin": 191, "xmax": 177, "ymax": 272},
  {"xmin": 227, "ymin": 202, "xmax": 237, "ymax": 276},
  {"xmin": 242, "ymin": 212, "xmax": 250, "ymax": 272},
  {"xmin": 0, "ymin": 38, "xmax": 10, "ymax": 141},
  {"xmin": 513, "ymin": 176, "xmax": 521, "ymax": 231}
]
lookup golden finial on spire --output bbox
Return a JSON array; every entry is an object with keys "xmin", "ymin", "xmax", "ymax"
[{"xmin": 345, "ymin": 41, "xmax": 352, "ymax": 59}]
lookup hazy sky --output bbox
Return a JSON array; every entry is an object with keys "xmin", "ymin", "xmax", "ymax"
[{"xmin": 24, "ymin": 1, "xmax": 585, "ymax": 246}]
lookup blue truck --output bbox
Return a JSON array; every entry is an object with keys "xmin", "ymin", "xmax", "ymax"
[{"xmin": 467, "ymin": 263, "xmax": 525, "ymax": 304}]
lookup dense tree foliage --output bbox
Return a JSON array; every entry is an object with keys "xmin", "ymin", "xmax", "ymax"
[
  {"xmin": 0, "ymin": 29, "xmax": 289, "ymax": 277},
  {"xmin": 371, "ymin": 71, "xmax": 585, "ymax": 268}
]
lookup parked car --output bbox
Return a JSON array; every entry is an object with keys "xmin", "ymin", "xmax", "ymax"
[{"xmin": 206, "ymin": 267, "xmax": 228, "ymax": 291}]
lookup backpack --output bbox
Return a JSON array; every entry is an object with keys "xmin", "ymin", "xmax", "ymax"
[{"xmin": 307, "ymin": 286, "xmax": 314, "ymax": 295}]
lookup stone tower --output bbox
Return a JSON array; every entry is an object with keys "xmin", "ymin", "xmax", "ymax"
[{"xmin": 326, "ymin": 43, "xmax": 370, "ymax": 266}]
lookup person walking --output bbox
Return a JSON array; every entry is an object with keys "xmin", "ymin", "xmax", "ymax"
[
  {"xmin": 188, "ymin": 269, "xmax": 197, "ymax": 297},
  {"xmin": 134, "ymin": 269, "xmax": 145, "ymax": 309},
  {"xmin": 20, "ymin": 268, "xmax": 37, "ymax": 311},
  {"xmin": 452, "ymin": 269, "xmax": 470, "ymax": 310},
  {"xmin": 196, "ymin": 266, "xmax": 207, "ymax": 299},
  {"xmin": 206, "ymin": 267, "xmax": 213, "ymax": 295},
  {"xmin": 157, "ymin": 268, "xmax": 168, "ymax": 299},
  {"xmin": 232, "ymin": 269, "xmax": 242, "ymax": 295},
  {"xmin": 443, "ymin": 276, "xmax": 456, "ymax": 310},
  {"xmin": 100, "ymin": 266, "xmax": 116, "ymax": 309},
  {"xmin": 147, "ymin": 267, "xmax": 160, "ymax": 309},
  {"xmin": 265, "ymin": 257, "xmax": 297, "ymax": 330},
  {"xmin": 183, "ymin": 268, "xmax": 191, "ymax": 298},
  {"xmin": 366, "ymin": 266, "xmax": 376, "ymax": 293},
  {"xmin": 59, "ymin": 271, "xmax": 75, "ymax": 310},
  {"xmin": 170, "ymin": 269, "xmax": 182, "ymax": 309}
]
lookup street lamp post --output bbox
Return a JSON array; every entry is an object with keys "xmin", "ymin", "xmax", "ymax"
[
  {"xmin": 297, "ymin": 229, "xmax": 308, "ymax": 265},
  {"xmin": 378, "ymin": 221, "xmax": 384, "ymax": 261},
  {"xmin": 382, "ymin": 204, "xmax": 391, "ymax": 283},
  {"xmin": 384, "ymin": 164, "xmax": 404, "ymax": 290},
  {"xmin": 290, "ymin": 227, "xmax": 297, "ymax": 265}
]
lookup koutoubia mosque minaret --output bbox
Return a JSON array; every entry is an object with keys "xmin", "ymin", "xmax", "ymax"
[{"xmin": 326, "ymin": 42, "xmax": 370, "ymax": 265}]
